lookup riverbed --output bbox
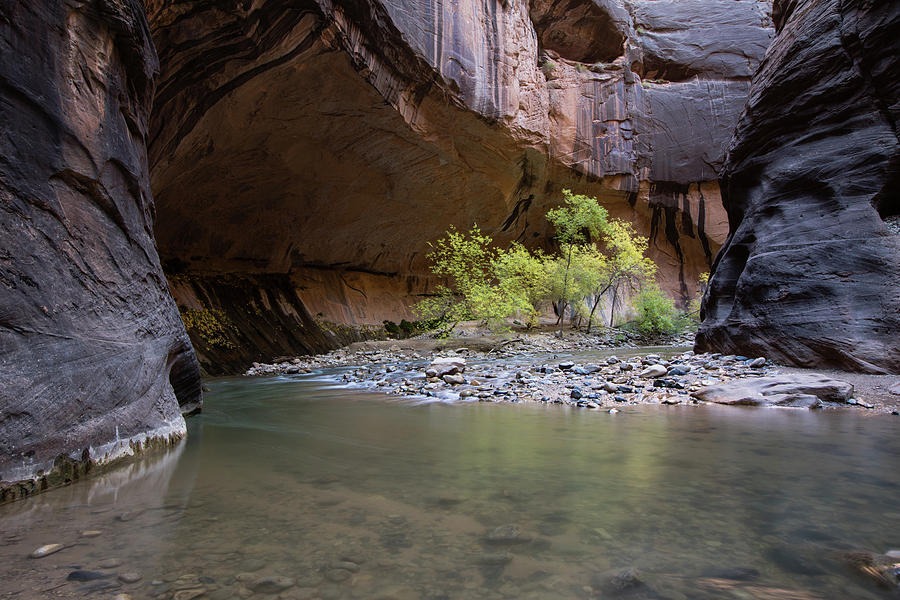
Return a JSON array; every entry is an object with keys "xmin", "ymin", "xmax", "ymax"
[{"xmin": 1, "ymin": 372, "xmax": 899, "ymax": 599}]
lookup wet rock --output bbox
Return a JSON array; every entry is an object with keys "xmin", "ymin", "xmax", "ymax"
[
  {"xmin": 701, "ymin": 566, "xmax": 760, "ymax": 580},
  {"xmin": 591, "ymin": 567, "xmax": 646, "ymax": 596},
  {"xmin": 68, "ymin": 570, "xmax": 112, "ymax": 582},
  {"xmin": 329, "ymin": 561, "xmax": 360, "ymax": 573},
  {"xmin": 570, "ymin": 388, "xmax": 583, "ymax": 400},
  {"xmin": 99, "ymin": 558, "xmax": 123, "ymax": 568},
  {"xmin": 428, "ymin": 357, "xmax": 466, "ymax": 377},
  {"xmin": 324, "ymin": 568, "xmax": 352, "ymax": 583},
  {"xmin": 119, "ymin": 572, "xmax": 143, "ymax": 584},
  {"xmin": 241, "ymin": 559, "xmax": 267, "ymax": 572},
  {"xmin": 764, "ymin": 546, "xmax": 825, "ymax": 576},
  {"xmin": 749, "ymin": 357, "xmax": 766, "ymax": 368},
  {"xmin": 78, "ymin": 581, "xmax": 120, "ymax": 593},
  {"xmin": 692, "ymin": 374, "xmax": 853, "ymax": 407},
  {"xmin": 173, "ymin": 590, "xmax": 207, "ymax": 600},
  {"xmin": 475, "ymin": 552, "xmax": 513, "ymax": 566},
  {"xmin": 442, "ymin": 373, "xmax": 466, "ymax": 385},
  {"xmin": 29, "ymin": 543, "xmax": 64, "ymax": 558},
  {"xmin": 485, "ymin": 524, "xmax": 532, "ymax": 545},
  {"xmin": 250, "ymin": 575, "xmax": 295, "ymax": 593},
  {"xmin": 558, "ymin": 362, "xmax": 575, "ymax": 371}
]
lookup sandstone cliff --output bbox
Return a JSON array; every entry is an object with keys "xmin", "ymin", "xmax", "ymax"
[
  {"xmin": 0, "ymin": 0, "xmax": 202, "ymax": 499},
  {"xmin": 697, "ymin": 0, "xmax": 900, "ymax": 373},
  {"xmin": 145, "ymin": 0, "xmax": 773, "ymax": 369}
]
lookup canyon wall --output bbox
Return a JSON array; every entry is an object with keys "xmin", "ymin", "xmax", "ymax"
[
  {"xmin": 0, "ymin": 0, "xmax": 202, "ymax": 499},
  {"xmin": 697, "ymin": 0, "xmax": 900, "ymax": 373},
  {"xmin": 146, "ymin": 0, "xmax": 773, "ymax": 369}
]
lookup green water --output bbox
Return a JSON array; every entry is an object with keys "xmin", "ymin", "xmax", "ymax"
[{"xmin": 2, "ymin": 373, "xmax": 899, "ymax": 599}]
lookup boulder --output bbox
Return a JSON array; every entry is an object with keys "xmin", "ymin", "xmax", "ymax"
[
  {"xmin": 442, "ymin": 373, "xmax": 466, "ymax": 385},
  {"xmin": 639, "ymin": 365, "xmax": 668, "ymax": 378},
  {"xmin": 0, "ymin": 0, "xmax": 201, "ymax": 501},
  {"xmin": 697, "ymin": 0, "xmax": 900, "ymax": 373},
  {"xmin": 428, "ymin": 357, "xmax": 466, "ymax": 377},
  {"xmin": 691, "ymin": 374, "xmax": 853, "ymax": 408}
]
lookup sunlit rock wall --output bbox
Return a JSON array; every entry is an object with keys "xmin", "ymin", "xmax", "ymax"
[
  {"xmin": 0, "ymin": 0, "xmax": 202, "ymax": 499},
  {"xmin": 146, "ymin": 0, "xmax": 772, "ymax": 366},
  {"xmin": 697, "ymin": 0, "xmax": 900, "ymax": 373}
]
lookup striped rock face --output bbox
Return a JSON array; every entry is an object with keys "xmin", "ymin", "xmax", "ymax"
[
  {"xmin": 0, "ymin": 0, "xmax": 202, "ymax": 499},
  {"xmin": 145, "ymin": 0, "xmax": 773, "ymax": 369}
]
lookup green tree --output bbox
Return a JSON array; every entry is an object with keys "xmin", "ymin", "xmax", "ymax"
[
  {"xmin": 686, "ymin": 271, "xmax": 709, "ymax": 322},
  {"xmin": 545, "ymin": 190, "xmax": 610, "ymax": 336},
  {"xmin": 494, "ymin": 242, "xmax": 551, "ymax": 327},
  {"xmin": 414, "ymin": 225, "xmax": 514, "ymax": 332},
  {"xmin": 587, "ymin": 220, "xmax": 657, "ymax": 332}
]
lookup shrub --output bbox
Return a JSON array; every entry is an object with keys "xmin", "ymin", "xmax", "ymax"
[{"xmin": 632, "ymin": 284, "xmax": 679, "ymax": 335}]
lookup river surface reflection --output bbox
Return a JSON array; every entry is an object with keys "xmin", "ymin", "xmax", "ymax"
[{"xmin": 1, "ymin": 373, "xmax": 899, "ymax": 599}]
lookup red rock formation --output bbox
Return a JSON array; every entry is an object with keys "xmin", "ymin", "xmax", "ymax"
[
  {"xmin": 145, "ymin": 0, "xmax": 773, "ymax": 366},
  {"xmin": 0, "ymin": 0, "xmax": 202, "ymax": 498},
  {"xmin": 697, "ymin": 0, "xmax": 900, "ymax": 373}
]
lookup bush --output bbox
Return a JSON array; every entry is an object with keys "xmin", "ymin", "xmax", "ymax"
[
  {"xmin": 414, "ymin": 225, "xmax": 515, "ymax": 331},
  {"xmin": 632, "ymin": 284, "xmax": 679, "ymax": 335}
]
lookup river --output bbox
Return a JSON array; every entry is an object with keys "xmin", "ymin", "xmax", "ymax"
[{"xmin": 1, "ymin": 370, "xmax": 899, "ymax": 599}]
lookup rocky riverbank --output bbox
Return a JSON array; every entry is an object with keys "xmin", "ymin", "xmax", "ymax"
[{"xmin": 243, "ymin": 335, "xmax": 900, "ymax": 414}]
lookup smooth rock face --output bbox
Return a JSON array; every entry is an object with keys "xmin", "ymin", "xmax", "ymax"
[
  {"xmin": 697, "ymin": 0, "xmax": 900, "ymax": 373},
  {"xmin": 691, "ymin": 374, "xmax": 854, "ymax": 408},
  {"xmin": 0, "ymin": 0, "xmax": 201, "ymax": 498},
  {"xmin": 145, "ymin": 0, "xmax": 773, "ymax": 356}
]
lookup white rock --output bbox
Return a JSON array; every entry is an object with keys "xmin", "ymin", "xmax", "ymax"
[
  {"xmin": 639, "ymin": 365, "xmax": 667, "ymax": 378},
  {"xmin": 428, "ymin": 357, "xmax": 466, "ymax": 376},
  {"xmin": 29, "ymin": 544, "xmax": 64, "ymax": 558}
]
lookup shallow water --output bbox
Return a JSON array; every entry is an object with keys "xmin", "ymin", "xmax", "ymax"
[{"xmin": 2, "ymin": 373, "xmax": 899, "ymax": 600}]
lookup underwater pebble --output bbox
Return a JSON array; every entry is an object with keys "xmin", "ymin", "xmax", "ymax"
[{"xmin": 29, "ymin": 543, "xmax": 64, "ymax": 558}]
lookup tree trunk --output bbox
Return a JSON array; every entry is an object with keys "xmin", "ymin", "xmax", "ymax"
[
  {"xmin": 587, "ymin": 295, "xmax": 602, "ymax": 333},
  {"xmin": 587, "ymin": 283, "xmax": 612, "ymax": 334},
  {"xmin": 558, "ymin": 246, "xmax": 572, "ymax": 338},
  {"xmin": 609, "ymin": 285, "xmax": 619, "ymax": 328}
]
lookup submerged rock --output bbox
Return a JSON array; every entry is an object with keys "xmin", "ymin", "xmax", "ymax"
[
  {"xmin": 67, "ymin": 571, "xmax": 112, "ymax": 582},
  {"xmin": 485, "ymin": 524, "xmax": 534, "ymax": 545},
  {"xmin": 28, "ymin": 544, "xmax": 64, "ymax": 558},
  {"xmin": 250, "ymin": 575, "xmax": 296, "ymax": 593},
  {"xmin": 591, "ymin": 567, "xmax": 646, "ymax": 597}
]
